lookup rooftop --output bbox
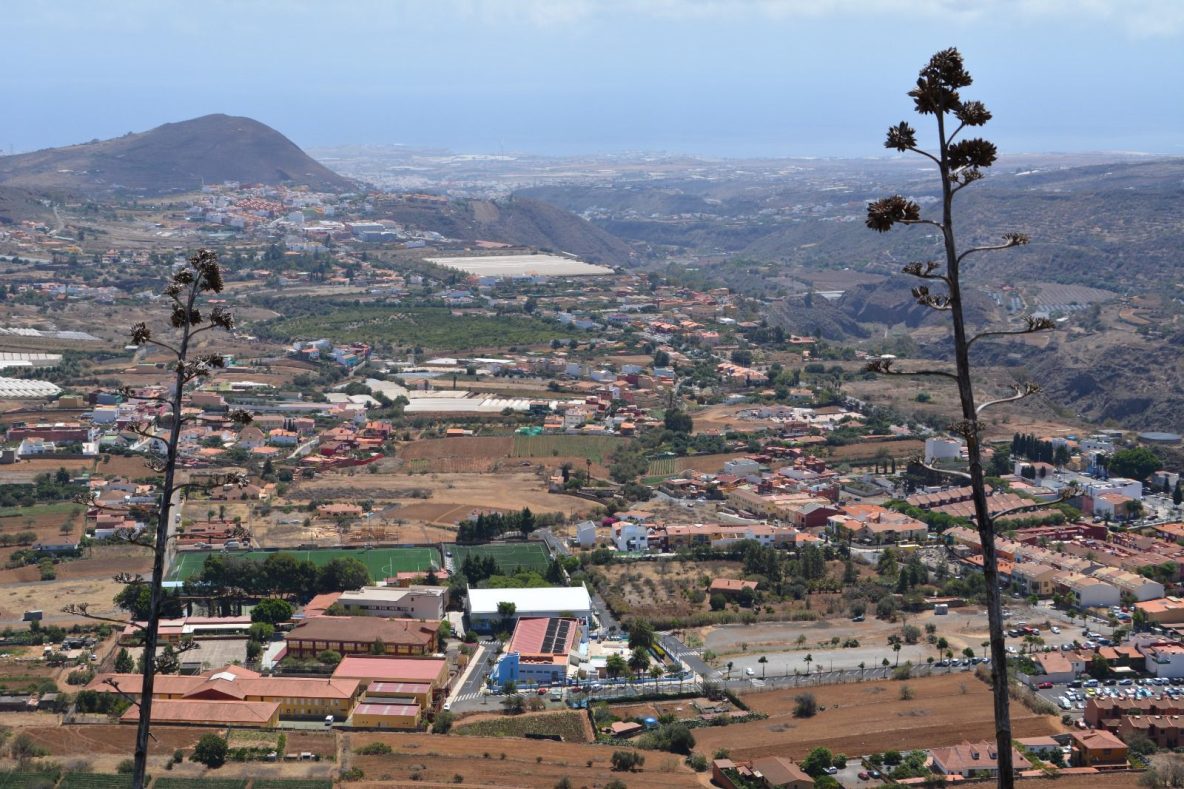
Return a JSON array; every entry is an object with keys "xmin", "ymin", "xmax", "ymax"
[
  {"xmin": 467, "ymin": 585, "xmax": 591, "ymax": 616},
  {"xmin": 287, "ymin": 616, "xmax": 439, "ymax": 646},
  {"xmin": 332, "ymin": 656, "xmax": 448, "ymax": 684}
]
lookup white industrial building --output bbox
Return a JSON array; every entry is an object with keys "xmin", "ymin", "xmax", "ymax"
[
  {"xmin": 924, "ymin": 436, "xmax": 964, "ymax": 464},
  {"xmin": 466, "ymin": 585, "xmax": 593, "ymax": 633}
]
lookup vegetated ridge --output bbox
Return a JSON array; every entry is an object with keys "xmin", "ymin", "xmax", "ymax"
[{"xmin": 0, "ymin": 114, "xmax": 355, "ymax": 196}]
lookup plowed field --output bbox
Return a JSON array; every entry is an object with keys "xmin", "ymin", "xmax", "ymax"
[{"xmin": 694, "ymin": 673, "xmax": 1063, "ymax": 762}]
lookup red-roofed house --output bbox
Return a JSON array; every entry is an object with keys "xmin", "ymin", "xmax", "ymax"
[{"xmin": 709, "ymin": 578, "xmax": 759, "ymax": 598}]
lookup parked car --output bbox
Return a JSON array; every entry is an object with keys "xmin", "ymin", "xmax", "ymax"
[{"xmin": 1038, "ymin": 681, "xmax": 1054, "ymax": 689}]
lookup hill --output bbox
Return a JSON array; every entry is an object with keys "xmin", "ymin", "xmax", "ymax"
[
  {"xmin": 375, "ymin": 194, "xmax": 635, "ymax": 266},
  {"xmin": 0, "ymin": 186, "xmax": 52, "ymax": 225},
  {"xmin": 0, "ymin": 114, "xmax": 354, "ymax": 196},
  {"xmin": 521, "ymin": 156, "xmax": 1184, "ymax": 294}
]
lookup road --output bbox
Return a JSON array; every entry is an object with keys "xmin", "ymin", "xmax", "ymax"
[
  {"xmin": 658, "ymin": 632, "xmax": 716, "ymax": 679},
  {"xmin": 446, "ymin": 642, "xmax": 490, "ymax": 709}
]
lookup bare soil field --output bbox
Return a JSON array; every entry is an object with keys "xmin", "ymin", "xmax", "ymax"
[
  {"xmin": 400, "ymin": 436, "xmax": 514, "ymax": 464},
  {"xmin": 667, "ymin": 452, "xmax": 750, "ymax": 475},
  {"xmin": 0, "ymin": 546, "xmax": 150, "ymax": 626},
  {"xmin": 692, "ymin": 404, "xmax": 785, "ymax": 433},
  {"xmin": 96, "ymin": 453, "xmax": 158, "ymax": 478},
  {"xmin": 1040, "ymin": 774, "xmax": 1144, "ymax": 789},
  {"xmin": 296, "ymin": 471, "xmax": 594, "ymax": 520},
  {"xmin": 20, "ymin": 723, "xmax": 207, "ymax": 755},
  {"xmin": 693, "ymin": 674, "xmax": 1063, "ymax": 762},
  {"xmin": 346, "ymin": 730, "xmax": 695, "ymax": 789},
  {"xmin": 824, "ymin": 439, "xmax": 925, "ymax": 463},
  {"xmin": 609, "ymin": 697, "xmax": 714, "ymax": 723},
  {"xmin": 588, "ymin": 559, "xmax": 842, "ymax": 624},
  {"xmin": 383, "ymin": 502, "xmax": 494, "ymax": 526}
]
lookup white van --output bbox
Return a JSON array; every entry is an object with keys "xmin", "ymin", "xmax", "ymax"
[{"xmin": 745, "ymin": 667, "xmax": 755, "ymax": 677}]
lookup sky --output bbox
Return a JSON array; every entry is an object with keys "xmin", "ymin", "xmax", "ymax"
[{"xmin": 3, "ymin": 0, "xmax": 1182, "ymax": 158}]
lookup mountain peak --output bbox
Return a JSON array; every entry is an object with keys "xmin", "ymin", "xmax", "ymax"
[{"xmin": 0, "ymin": 115, "xmax": 354, "ymax": 196}]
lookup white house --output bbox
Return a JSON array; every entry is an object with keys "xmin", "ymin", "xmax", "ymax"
[
  {"xmin": 1059, "ymin": 573, "xmax": 1122, "ymax": 609},
  {"xmin": 576, "ymin": 521, "xmax": 597, "ymax": 549},
  {"xmin": 1144, "ymin": 644, "xmax": 1184, "ymax": 679},
  {"xmin": 613, "ymin": 522, "xmax": 649, "ymax": 552}
]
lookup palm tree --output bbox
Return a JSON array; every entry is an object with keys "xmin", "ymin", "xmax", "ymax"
[
  {"xmin": 649, "ymin": 664, "xmax": 662, "ymax": 692},
  {"xmin": 759, "ymin": 656, "xmax": 768, "ymax": 679},
  {"xmin": 892, "ymin": 641, "xmax": 902, "ymax": 667},
  {"xmin": 804, "ymin": 654, "xmax": 813, "ymax": 676},
  {"xmin": 628, "ymin": 648, "xmax": 650, "ymax": 683},
  {"xmin": 726, "ymin": 661, "xmax": 734, "ymax": 680},
  {"xmin": 606, "ymin": 653, "xmax": 626, "ymax": 680},
  {"xmin": 858, "ymin": 661, "xmax": 866, "ymax": 681}
]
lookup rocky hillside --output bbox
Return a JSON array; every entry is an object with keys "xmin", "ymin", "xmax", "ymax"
[{"xmin": 0, "ymin": 114, "xmax": 355, "ymax": 196}]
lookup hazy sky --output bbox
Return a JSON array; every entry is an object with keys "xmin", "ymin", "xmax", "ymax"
[{"xmin": 5, "ymin": 0, "xmax": 1182, "ymax": 157}]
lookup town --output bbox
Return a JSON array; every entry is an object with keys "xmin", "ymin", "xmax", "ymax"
[
  {"xmin": 1, "ymin": 8, "xmax": 1180, "ymax": 787},
  {"xmin": 1, "ymin": 193, "xmax": 1182, "ymax": 788}
]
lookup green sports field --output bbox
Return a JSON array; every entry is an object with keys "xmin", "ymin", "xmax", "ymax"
[
  {"xmin": 167, "ymin": 546, "xmax": 441, "ymax": 583},
  {"xmin": 449, "ymin": 542, "xmax": 551, "ymax": 574}
]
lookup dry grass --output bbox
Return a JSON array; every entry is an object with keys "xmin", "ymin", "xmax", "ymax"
[{"xmin": 347, "ymin": 730, "xmax": 694, "ymax": 788}]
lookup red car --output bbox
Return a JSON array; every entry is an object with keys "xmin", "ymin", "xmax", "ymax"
[
  {"xmin": 1037, "ymin": 681, "xmax": 1054, "ymax": 689},
  {"xmin": 858, "ymin": 772, "xmax": 870, "ymax": 781},
  {"xmin": 537, "ymin": 687, "xmax": 549, "ymax": 695}
]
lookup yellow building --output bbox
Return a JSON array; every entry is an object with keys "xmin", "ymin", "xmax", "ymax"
[{"xmin": 88, "ymin": 664, "xmax": 361, "ymax": 721}]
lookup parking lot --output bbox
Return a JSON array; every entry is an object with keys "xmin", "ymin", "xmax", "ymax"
[{"xmin": 1033, "ymin": 674, "xmax": 1184, "ymax": 723}]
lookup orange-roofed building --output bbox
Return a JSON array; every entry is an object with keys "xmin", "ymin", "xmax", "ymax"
[
  {"xmin": 1070, "ymin": 729, "xmax": 1128, "ymax": 767},
  {"xmin": 91, "ymin": 664, "xmax": 360, "ymax": 721},
  {"xmin": 120, "ymin": 699, "xmax": 279, "ymax": 728},
  {"xmin": 331, "ymin": 656, "xmax": 449, "ymax": 691}
]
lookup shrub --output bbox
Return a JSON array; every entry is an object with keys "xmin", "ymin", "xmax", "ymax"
[
  {"xmin": 341, "ymin": 767, "xmax": 365, "ymax": 781},
  {"xmin": 355, "ymin": 742, "xmax": 393, "ymax": 755},
  {"xmin": 793, "ymin": 692, "xmax": 817, "ymax": 718},
  {"xmin": 10, "ymin": 733, "xmax": 50, "ymax": 760},
  {"xmin": 611, "ymin": 750, "xmax": 645, "ymax": 772},
  {"xmin": 432, "ymin": 710, "xmax": 455, "ymax": 733},
  {"xmin": 193, "ymin": 733, "xmax": 229, "ymax": 768},
  {"xmin": 687, "ymin": 753, "xmax": 709, "ymax": 772},
  {"xmin": 899, "ymin": 684, "xmax": 914, "ymax": 700},
  {"xmin": 117, "ymin": 759, "xmax": 135, "ymax": 773}
]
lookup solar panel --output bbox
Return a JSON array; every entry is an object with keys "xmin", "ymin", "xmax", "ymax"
[
  {"xmin": 540, "ymin": 619, "xmax": 559, "ymax": 653},
  {"xmin": 552, "ymin": 620, "xmax": 571, "ymax": 653}
]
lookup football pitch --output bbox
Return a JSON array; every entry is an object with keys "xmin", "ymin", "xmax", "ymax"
[
  {"xmin": 449, "ymin": 542, "xmax": 551, "ymax": 573},
  {"xmin": 167, "ymin": 546, "xmax": 441, "ymax": 583}
]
